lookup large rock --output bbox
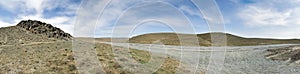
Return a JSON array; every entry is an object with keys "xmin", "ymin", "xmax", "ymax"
[{"xmin": 16, "ymin": 20, "xmax": 72, "ymax": 40}]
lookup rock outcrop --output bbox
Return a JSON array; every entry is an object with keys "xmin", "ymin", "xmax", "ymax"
[
  {"xmin": 265, "ymin": 45, "xmax": 300, "ymax": 64},
  {"xmin": 16, "ymin": 20, "xmax": 72, "ymax": 40}
]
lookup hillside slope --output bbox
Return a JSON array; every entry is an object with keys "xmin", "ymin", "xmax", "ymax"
[
  {"xmin": 0, "ymin": 26, "xmax": 55, "ymax": 45},
  {"xmin": 129, "ymin": 33, "xmax": 300, "ymax": 46},
  {"xmin": 0, "ymin": 20, "xmax": 181, "ymax": 73},
  {"xmin": 129, "ymin": 33, "xmax": 211, "ymax": 46},
  {"xmin": 0, "ymin": 20, "xmax": 72, "ymax": 45}
]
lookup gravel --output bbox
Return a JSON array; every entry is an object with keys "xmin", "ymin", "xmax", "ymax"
[{"xmin": 104, "ymin": 42, "xmax": 300, "ymax": 74}]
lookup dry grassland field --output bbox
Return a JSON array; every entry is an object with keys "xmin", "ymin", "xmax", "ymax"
[
  {"xmin": 1, "ymin": 20, "xmax": 300, "ymax": 74},
  {"xmin": 1, "ymin": 0, "xmax": 300, "ymax": 74}
]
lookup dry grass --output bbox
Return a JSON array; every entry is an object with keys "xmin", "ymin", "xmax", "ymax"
[
  {"xmin": 153, "ymin": 57, "xmax": 180, "ymax": 74},
  {"xmin": 128, "ymin": 48, "xmax": 151, "ymax": 64},
  {"xmin": 0, "ymin": 41, "xmax": 181, "ymax": 74},
  {"xmin": 0, "ymin": 42, "xmax": 77, "ymax": 74},
  {"xmin": 95, "ymin": 43, "xmax": 129, "ymax": 74},
  {"xmin": 95, "ymin": 43, "xmax": 181, "ymax": 74},
  {"xmin": 0, "ymin": 26, "xmax": 57, "ymax": 45}
]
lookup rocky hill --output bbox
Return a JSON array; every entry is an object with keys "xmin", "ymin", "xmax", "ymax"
[
  {"xmin": 0, "ymin": 20, "xmax": 72, "ymax": 45},
  {"xmin": 16, "ymin": 20, "xmax": 72, "ymax": 40}
]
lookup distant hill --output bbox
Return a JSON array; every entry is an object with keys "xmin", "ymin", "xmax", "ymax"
[
  {"xmin": 0, "ymin": 20, "xmax": 72, "ymax": 45},
  {"xmin": 128, "ymin": 33, "xmax": 210, "ymax": 46},
  {"xmin": 96, "ymin": 38, "xmax": 128, "ymax": 43},
  {"xmin": 128, "ymin": 32, "xmax": 300, "ymax": 46}
]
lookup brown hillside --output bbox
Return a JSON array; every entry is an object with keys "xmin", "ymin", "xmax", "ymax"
[{"xmin": 129, "ymin": 32, "xmax": 300, "ymax": 46}]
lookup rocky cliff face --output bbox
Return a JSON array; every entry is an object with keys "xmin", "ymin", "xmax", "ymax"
[{"xmin": 16, "ymin": 20, "xmax": 72, "ymax": 40}]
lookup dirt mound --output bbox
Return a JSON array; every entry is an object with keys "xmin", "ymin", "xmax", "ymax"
[{"xmin": 16, "ymin": 20, "xmax": 72, "ymax": 40}]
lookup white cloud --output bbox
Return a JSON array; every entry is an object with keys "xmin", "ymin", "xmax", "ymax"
[
  {"xmin": 25, "ymin": 0, "xmax": 44, "ymax": 15},
  {"xmin": 229, "ymin": 0, "xmax": 240, "ymax": 3},
  {"xmin": 0, "ymin": 0, "xmax": 222, "ymax": 37},
  {"xmin": 0, "ymin": 0, "xmax": 44, "ymax": 16},
  {"xmin": 98, "ymin": 0, "xmax": 140, "ymax": 28},
  {"xmin": 0, "ymin": 0, "xmax": 80, "ymax": 35},
  {"xmin": 238, "ymin": 6, "xmax": 291, "ymax": 26},
  {"xmin": 238, "ymin": 27, "xmax": 300, "ymax": 39},
  {"xmin": 238, "ymin": 0, "xmax": 300, "ymax": 26},
  {"xmin": 0, "ymin": 0, "xmax": 23, "ymax": 12},
  {"xmin": 0, "ymin": 20, "xmax": 16, "ymax": 28},
  {"xmin": 54, "ymin": 24, "xmax": 74, "ymax": 36},
  {"xmin": 105, "ymin": 1, "xmax": 198, "ymax": 37},
  {"xmin": 179, "ymin": 5, "xmax": 201, "ymax": 16},
  {"xmin": 73, "ymin": 0, "xmax": 114, "ymax": 37},
  {"xmin": 235, "ymin": 0, "xmax": 300, "ymax": 39}
]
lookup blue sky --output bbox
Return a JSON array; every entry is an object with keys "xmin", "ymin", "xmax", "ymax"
[{"xmin": 0, "ymin": 0, "xmax": 300, "ymax": 39}]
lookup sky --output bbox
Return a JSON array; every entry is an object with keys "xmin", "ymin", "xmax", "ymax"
[{"xmin": 0, "ymin": 0, "xmax": 300, "ymax": 39}]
